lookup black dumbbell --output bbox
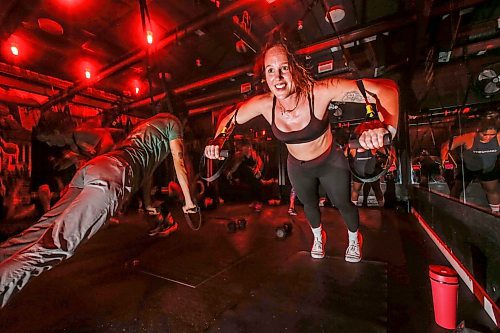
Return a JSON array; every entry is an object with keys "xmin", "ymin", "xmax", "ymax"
[
  {"xmin": 275, "ymin": 223, "xmax": 293, "ymax": 239},
  {"xmin": 227, "ymin": 221, "xmax": 237, "ymax": 233},
  {"xmin": 236, "ymin": 218, "xmax": 247, "ymax": 230},
  {"xmin": 227, "ymin": 218, "xmax": 247, "ymax": 233}
]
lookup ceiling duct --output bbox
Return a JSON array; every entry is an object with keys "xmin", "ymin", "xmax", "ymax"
[{"xmin": 40, "ymin": 0, "xmax": 260, "ymax": 111}]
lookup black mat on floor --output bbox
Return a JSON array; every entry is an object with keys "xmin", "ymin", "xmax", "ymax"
[
  {"xmin": 208, "ymin": 251, "xmax": 388, "ymax": 333},
  {"xmin": 136, "ymin": 234, "xmax": 261, "ymax": 287}
]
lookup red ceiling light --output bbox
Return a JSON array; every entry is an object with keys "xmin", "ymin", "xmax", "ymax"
[
  {"xmin": 3, "ymin": 35, "xmax": 30, "ymax": 61},
  {"xmin": 77, "ymin": 60, "xmax": 97, "ymax": 81},
  {"xmin": 266, "ymin": 0, "xmax": 277, "ymax": 3},
  {"xmin": 131, "ymin": 79, "xmax": 142, "ymax": 95},
  {"xmin": 146, "ymin": 30, "xmax": 153, "ymax": 44},
  {"xmin": 10, "ymin": 45, "xmax": 19, "ymax": 56},
  {"xmin": 297, "ymin": 20, "xmax": 304, "ymax": 31}
]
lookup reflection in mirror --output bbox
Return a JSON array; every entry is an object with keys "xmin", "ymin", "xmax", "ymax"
[
  {"xmin": 329, "ymin": 102, "xmax": 401, "ymax": 209},
  {"xmin": 410, "ymin": 105, "xmax": 499, "ymax": 213}
]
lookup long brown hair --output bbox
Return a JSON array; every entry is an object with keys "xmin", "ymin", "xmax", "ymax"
[{"xmin": 254, "ymin": 27, "xmax": 314, "ymax": 100}]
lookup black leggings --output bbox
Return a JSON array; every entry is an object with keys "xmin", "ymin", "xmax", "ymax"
[{"xmin": 287, "ymin": 145, "xmax": 359, "ymax": 231}]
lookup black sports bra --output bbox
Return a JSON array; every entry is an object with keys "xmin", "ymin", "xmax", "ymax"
[{"xmin": 271, "ymin": 91, "xmax": 330, "ymax": 144}]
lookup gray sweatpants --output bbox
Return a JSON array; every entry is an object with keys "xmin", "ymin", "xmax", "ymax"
[{"xmin": 0, "ymin": 154, "xmax": 133, "ymax": 307}]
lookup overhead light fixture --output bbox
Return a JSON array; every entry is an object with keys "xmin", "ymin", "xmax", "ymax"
[
  {"xmin": 38, "ymin": 18, "xmax": 64, "ymax": 35},
  {"xmin": 10, "ymin": 45, "xmax": 19, "ymax": 56},
  {"xmin": 146, "ymin": 30, "xmax": 153, "ymax": 45},
  {"xmin": 325, "ymin": 5, "xmax": 345, "ymax": 23},
  {"xmin": 297, "ymin": 20, "xmax": 304, "ymax": 31},
  {"xmin": 85, "ymin": 68, "xmax": 91, "ymax": 79}
]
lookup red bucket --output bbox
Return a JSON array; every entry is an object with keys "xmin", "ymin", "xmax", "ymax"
[{"xmin": 429, "ymin": 265, "xmax": 459, "ymax": 329}]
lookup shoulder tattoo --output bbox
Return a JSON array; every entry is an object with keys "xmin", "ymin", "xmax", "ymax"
[{"xmin": 341, "ymin": 91, "xmax": 365, "ymax": 103}]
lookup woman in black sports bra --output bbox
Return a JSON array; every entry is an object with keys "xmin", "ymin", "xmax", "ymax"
[
  {"xmin": 441, "ymin": 116, "xmax": 499, "ymax": 213},
  {"xmin": 205, "ymin": 28, "xmax": 399, "ymax": 262}
]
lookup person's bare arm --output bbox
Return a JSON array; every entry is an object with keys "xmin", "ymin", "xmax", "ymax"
[
  {"xmin": 320, "ymin": 78, "xmax": 399, "ymax": 149},
  {"xmin": 440, "ymin": 133, "xmax": 472, "ymax": 164},
  {"xmin": 252, "ymin": 150, "xmax": 264, "ymax": 178},
  {"xmin": 170, "ymin": 138, "xmax": 196, "ymax": 211}
]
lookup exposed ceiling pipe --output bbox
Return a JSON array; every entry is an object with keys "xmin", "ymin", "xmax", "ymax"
[
  {"xmin": 185, "ymin": 85, "xmax": 248, "ymax": 107},
  {"xmin": 127, "ymin": 92, "xmax": 166, "ymax": 110},
  {"xmin": 0, "ymin": 91, "xmax": 41, "ymax": 107},
  {"xmin": 124, "ymin": 0, "xmax": 490, "ymax": 114},
  {"xmin": 188, "ymin": 98, "xmax": 243, "ymax": 116},
  {"xmin": 174, "ymin": 65, "xmax": 253, "ymax": 95},
  {"xmin": 124, "ymin": 64, "xmax": 253, "ymax": 110},
  {"xmin": 451, "ymin": 37, "xmax": 500, "ymax": 58},
  {"xmin": 40, "ymin": 0, "xmax": 260, "ymax": 111},
  {"xmin": 172, "ymin": 0, "xmax": 489, "ymax": 98},
  {"xmin": 0, "ymin": 74, "xmax": 57, "ymax": 97},
  {"xmin": 297, "ymin": 0, "xmax": 488, "ymax": 56},
  {"xmin": 0, "ymin": 62, "xmax": 123, "ymax": 104}
]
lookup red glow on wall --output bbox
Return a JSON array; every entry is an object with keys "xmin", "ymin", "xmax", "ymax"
[
  {"xmin": 57, "ymin": 0, "xmax": 83, "ymax": 6},
  {"xmin": 266, "ymin": 0, "xmax": 277, "ymax": 3}
]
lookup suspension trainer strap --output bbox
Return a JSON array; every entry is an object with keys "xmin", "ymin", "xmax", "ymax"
[
  {"xmin": 356, "ymin": 79, "xmax": 379, "ymax": 120},
  {"xmin": 199, "ymin": 108, "xmax": 239, "ymax": 182}
]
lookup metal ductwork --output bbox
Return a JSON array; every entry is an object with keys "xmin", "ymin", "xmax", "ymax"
[
  {"xmin": 188, "ymin": 98, "xmax": 243, "ymax": 116},
  {"xmin": 116, "ymin": 0, "xmax": 490, "ymax": 116},
  {"xmin": 124, "ymin": 64, "xmax": 253, "ymax": 112},
  {"xmin": 40, "ymin": 0, "xmax": 260, "ymax": 111},
  {"xmin": 0, "ymin": 62, "xmax": 123, "ymax": 106},
  {"xmin": 174, "ymin": 65, "xmax": 254, "ymax": 95},
  {"xmin": 297, "ymin": 0, "xmax": 487, "ymax": 56},
  {"xmin": 0, "ymin": 91, "xmax": 40, "ymax": 107},
  {"xmin": 185, "ymin": 85, "xmax": 248, "ymax": 107}
]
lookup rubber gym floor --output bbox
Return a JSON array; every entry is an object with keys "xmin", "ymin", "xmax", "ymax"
[{"xmin": 0, "ymin": 203, "xmax": 496, "ymax": 333}]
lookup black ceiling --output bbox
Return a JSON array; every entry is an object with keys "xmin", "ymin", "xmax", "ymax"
[{"xmin": 0, "ymin": 0, "xmax": 499, "ymax": 118}]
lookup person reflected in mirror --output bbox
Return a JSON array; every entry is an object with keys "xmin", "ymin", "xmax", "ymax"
[
  {"xmin": 412, "ymin": 149, "xmax": 441, "ymax": 188},
  {"xmin": 226, "ymin": 139, "xmax": 264, "ymax": 212},
  {"xmin": 441, "ymin": 115, "xmax": 499, "ymax": 213},
  {"xmin": 349, "ymin": 147, "xmax": 386, "ymax": 207},
  {"xmin": 204, "ymin": 27, "xmax": 399, "ymax": 262}
]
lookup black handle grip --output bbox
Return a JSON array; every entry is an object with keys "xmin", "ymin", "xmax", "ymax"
[{"xmin": 348, "ymin": 133, "xmax": 391, "ymax": 149}]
